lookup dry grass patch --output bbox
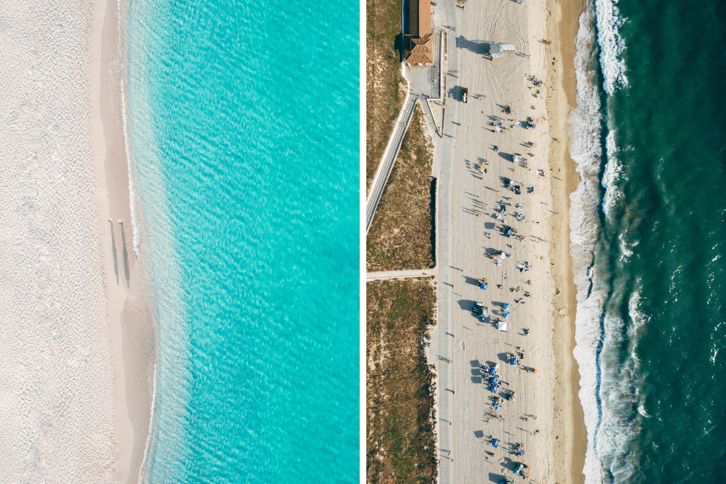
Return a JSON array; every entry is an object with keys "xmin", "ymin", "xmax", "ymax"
[
  {"xmin": 366, "ymin": 278, "xmax": 437, "ymax": 484},
  {"xmin": 367, "ymin": 0, "xmax": 407, "ymax": 194},
  {"xmin": 367, "ymin": 106, "xmax": 435, "ymax": 272}
]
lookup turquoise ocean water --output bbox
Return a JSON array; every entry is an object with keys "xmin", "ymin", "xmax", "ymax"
[
  {"xmin": 569, "ymin": 0, "xmax": 726, "ymax": 481},
  {"xmin": 124, "ymin": 1, "xmax": 359, "ymax": 482}
]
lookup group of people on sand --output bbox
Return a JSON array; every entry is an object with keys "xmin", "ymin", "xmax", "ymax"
[{"xmin": 469, "ymin": 92, "xmax": 548, "ymax": 477}]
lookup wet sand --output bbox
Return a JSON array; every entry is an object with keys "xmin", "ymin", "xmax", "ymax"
[
  {"xmin": 545, "ymin": 0, "xmax": 587, "ymax": 481},
  {"xmin": 91, "ymin": 0, "xmax": 156, "ymax": 480}
]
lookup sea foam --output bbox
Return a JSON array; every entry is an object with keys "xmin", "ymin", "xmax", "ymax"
[
  {"xmin": 594, "ymin": 0, "xmax": 628, "ymax": 94},
  {"xmin": 569, "ymin": 6, "xmax": 607, "ymax": 481},
  {"xmin": 568, "ymin": 0, "xmax": 639, "ymax": 481}
]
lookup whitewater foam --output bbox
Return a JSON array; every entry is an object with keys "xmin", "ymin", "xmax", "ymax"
[
  {"xmin": 568, "ymin": 3, "xmax": 648, "ymax": 467},
  {"xmin": 593, "ymin": 0, "xmax": 628, "ymax": 93},
  {"xmin": 120, "ymin": 78, "xmax": 142, "ymax": 259},
  {"xmin": 602, "ymin": 130, "xmax": 622, "ymax": 218},
  {"xmin": 594, "ymin": 290, "xmax": 647, "ymax": 483},
  {"xmin": 568, "ymin": 0, "xmax": 631, "ymax": 481}
]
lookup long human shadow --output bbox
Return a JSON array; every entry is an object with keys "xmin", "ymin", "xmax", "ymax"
[
  {"xmin": 109, "ymin": 220, "xmax": 119, "ymax": 285},
  {"xmin": 119, "ymin": 220, "xmax": 130, "ymax": 288}
]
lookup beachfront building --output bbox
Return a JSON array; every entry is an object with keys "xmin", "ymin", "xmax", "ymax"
[{"xmin": 404, "ymin": 0, "xmax": 433, "ymax": 66}]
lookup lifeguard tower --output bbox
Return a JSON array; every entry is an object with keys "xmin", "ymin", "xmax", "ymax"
[{"xmin": 489, "ymin": 42, "xmax": 516, "ymax": 59}]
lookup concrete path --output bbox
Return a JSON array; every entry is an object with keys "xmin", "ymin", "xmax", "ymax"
[
  {"xmin": 366, "ymin": 92, "xmax": 418, "ymax": 233},
  {"xmin": 366, "ymin": 269, "xmax": 436, "ymax": 281},
  {"xmin": 428, "ymin": 4, "xmax": 462, "ymax": 483},
  {"xmin": 420, "ymin": 97, "xmax": 442, "ymax": 138}
]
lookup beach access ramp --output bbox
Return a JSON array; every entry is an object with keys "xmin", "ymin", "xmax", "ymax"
[{"xmin": 366, "ymin": 93, "xmax": 418, "ymax": 232}]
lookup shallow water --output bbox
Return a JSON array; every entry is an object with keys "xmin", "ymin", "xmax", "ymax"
[{"xmin": 125, "ymin": 0, "xmax": 359, "ymax": 481}]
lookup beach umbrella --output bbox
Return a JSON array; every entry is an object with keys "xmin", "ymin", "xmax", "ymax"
[
  {"xmin": 491, "ymin": 438, "xmax": 500, "ymax": 448},
  {"xmin": 503, "ymin": 303, "xmax": 510, "ymax": 310},
  {"xmin": 488, "ymin": 367, "xmax": 496, "ymax": 377},
  {"xmin": 503, "ymin": 312, "xmax": 510, "ymax": 319},
  {"xmin": 509, "ymin": 357, "xmax": 518, "ymax": 366}
]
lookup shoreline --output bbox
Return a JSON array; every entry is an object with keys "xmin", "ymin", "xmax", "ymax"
[
  {"xmin": 545, "ymin": 0, "xmax": 587, "ymax": 480},
  {"xmin": 89, "ymin": 0, "xmax": 156, "ymax": 481}
]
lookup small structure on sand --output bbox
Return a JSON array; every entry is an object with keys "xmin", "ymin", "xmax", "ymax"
[{"xmin": 490, "ymin": 42, "xmax": 516, "ymax": 59}]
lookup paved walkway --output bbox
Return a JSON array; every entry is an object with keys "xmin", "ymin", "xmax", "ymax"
[
  {"xmin": 429, "ymin": 2, "xmax": 462, "ymax": 483},
  {"xmin": 365, "ymin": 92, "xmax": 418, "ymax": 233},
  {"xmin": 366, "ymin": 269, "xmax": 436, "ymax": 281},
  {"xmin": 420, "ymin": 97, "xmax": 442, "ymax": 138}
]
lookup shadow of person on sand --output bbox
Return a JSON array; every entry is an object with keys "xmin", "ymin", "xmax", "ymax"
[
  {"xmin": 464, "ymin": 276, "xmax": 481, "ymax": 287},
  {"xmin": 488, "ymin": 472, "xmax": 508, "ymax": 483}
]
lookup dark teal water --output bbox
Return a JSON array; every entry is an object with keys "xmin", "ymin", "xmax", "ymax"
[
  {"xmin": 570, "ymin": 0, "xmax": 726, "ymax": 481},
  {"xmin": 124, "ymin": 0, "xmax": 359, "ymax": 482}
]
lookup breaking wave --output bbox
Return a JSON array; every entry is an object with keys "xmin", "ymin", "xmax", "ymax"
[
  {"xmin": 602, "ymin": 130, "xmax": 622, "ymax": 218},
  {"xmin": 594, "ymin": 0, "xmax": 628, "ymax": 93},
  {"xmin": 569, "ymin": 4, "xmax": 605, "ymax": 481},
  {"xmin": 568, "ymin": 0, "xmax": 644, "ymax": 482}
]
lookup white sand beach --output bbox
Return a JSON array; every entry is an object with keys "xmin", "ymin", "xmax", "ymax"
[
  {"xmin": 0, "ymin": 0, "xmax": 153, "ymax": 482},
  {"xmin": 420, "ymin": 0, "xmax": 586, "ymax": 481}
]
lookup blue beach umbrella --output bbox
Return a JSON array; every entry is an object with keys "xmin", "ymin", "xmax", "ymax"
[
  {"xmin": 503, "ymin": 312, "xmax": 510, "ymax": 319},
  {"xmin": 491, "ymin": 438, "xmax": 500, "ymax": 448},
  {"xmin": 503, "ymin": 303, "xmax": 510, "ymax": 310},
  {"xmin": 509, "ymin": 357, "xmax": 518, "ymax": 366}
]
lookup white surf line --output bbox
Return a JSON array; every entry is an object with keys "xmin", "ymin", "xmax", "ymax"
[{"xmin": 366, "ymin": 269, "xmax": 437, "ymax": 281}]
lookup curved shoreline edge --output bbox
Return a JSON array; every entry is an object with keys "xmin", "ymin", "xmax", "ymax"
[
  {"xmin": 545, "ymin": 0, "xmax": 587, "ymax": 481},
  {"xmin": 90, "ymin": 0, "xmax": 156, "ymax": 481}
]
